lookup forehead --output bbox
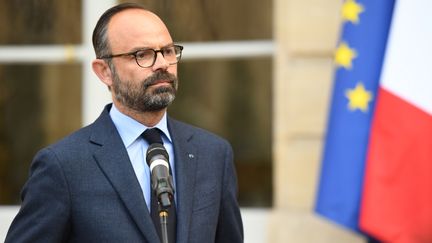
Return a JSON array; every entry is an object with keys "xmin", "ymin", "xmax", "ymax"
[{"xmin": 107, "ymin": 8, "xmax": 173, "ymax": 52}]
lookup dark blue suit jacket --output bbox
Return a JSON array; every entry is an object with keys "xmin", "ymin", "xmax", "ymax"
[{"xmin": 5, "ymin": 104, "xmax": 243, "ymax": 243}]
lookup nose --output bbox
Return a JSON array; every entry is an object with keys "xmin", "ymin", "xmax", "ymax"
[{"xmin": 151, "ymin": 52, "xmax": 169, "ymax": 71}]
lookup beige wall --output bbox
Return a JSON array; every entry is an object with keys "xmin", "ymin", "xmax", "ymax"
[{"xmin": 271, "ymin": 0, "xmax": 366, "ymax": 242}]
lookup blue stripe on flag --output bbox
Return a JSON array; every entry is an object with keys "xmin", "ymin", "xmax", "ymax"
[{"xmin": 315, "ymin": 0, "xmax": 395, "ymax": 232}]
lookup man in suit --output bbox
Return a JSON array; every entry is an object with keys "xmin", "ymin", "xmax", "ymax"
[{"xmin": 5, "ymin": 3, "xmax": 243, "ymax": 243}]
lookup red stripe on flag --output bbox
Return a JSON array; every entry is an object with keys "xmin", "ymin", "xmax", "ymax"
[{"xmin": 360, "ymin": 88, "xmax": 432, "ymax": 242}]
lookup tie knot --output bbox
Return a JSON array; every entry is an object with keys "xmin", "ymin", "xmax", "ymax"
[{"xmin": 142, "ymin": 128, "xmax": 163, "ymax": 144}]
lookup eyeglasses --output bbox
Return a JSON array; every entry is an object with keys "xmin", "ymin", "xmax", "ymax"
[{"xmin": 99, "ymin": 44, "xmax": 183, "ymax": 68}]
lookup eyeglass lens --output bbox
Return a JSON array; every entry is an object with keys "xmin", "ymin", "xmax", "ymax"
[{"xmin": 136, "ymin": 46, "xmax": 182, "ymax": 67}]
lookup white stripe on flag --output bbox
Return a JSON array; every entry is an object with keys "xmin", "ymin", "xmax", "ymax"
[{"xmin": 380, "ymin": 0, "xmax": 432, "ymax": 115}]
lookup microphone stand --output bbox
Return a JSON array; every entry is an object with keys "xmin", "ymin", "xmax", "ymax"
[
  {"xmin": 157, "ymin": 192, "xmax": 173, "ymax": 243},
  {"xmin": 159, "ymin": 206, "xmax": 169, "ymax": 243}
]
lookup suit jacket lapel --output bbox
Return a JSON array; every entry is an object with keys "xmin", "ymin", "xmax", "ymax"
[
  {"xmin": 168, "ymin": 118, "xmax": 198, "ymax": 243},
  {"xmin": 90, "ymin": 105, "xmax": 159, "ymax": 242}
]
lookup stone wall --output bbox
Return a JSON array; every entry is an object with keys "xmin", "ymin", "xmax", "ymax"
[{"xmin": 271, "ymin": 0, "xmax": 365, "ymax": 242}]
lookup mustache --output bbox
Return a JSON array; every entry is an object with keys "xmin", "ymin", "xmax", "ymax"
[{"xmin": 143, "ymin": 71, "xmax": 177, "ymax": 89}]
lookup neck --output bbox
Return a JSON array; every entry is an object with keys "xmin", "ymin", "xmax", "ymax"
[{"xmin": 113, "ymin": 101, "xmax": 166, "ymax": 127}]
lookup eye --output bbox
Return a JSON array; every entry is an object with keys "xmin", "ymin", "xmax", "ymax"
[
  {"xmin": 135, "ymin": 49, "xmax": 154, "ymax": 60},
  {"xmin": 162, "ymin": 47, "xmax": 176, "ymax": 56}
]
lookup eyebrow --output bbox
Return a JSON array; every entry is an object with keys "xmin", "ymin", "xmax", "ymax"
[{"xmin": 129, "ymin": 43, "xmax": 175, "ymax": 52}]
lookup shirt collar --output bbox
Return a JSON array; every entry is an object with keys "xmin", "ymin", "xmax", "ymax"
[{"xmin": 109, "ymin": 104, "xmax": 172, "ymax": 148}]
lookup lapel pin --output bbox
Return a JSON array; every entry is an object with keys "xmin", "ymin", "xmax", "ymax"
[{"xmin": 188, "ymin": 153, "xmax": 194, "ymax": 159}]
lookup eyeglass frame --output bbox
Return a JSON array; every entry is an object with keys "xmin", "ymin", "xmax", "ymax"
[{"xmin": 98, "ymin": 44, "xmax": 184, "ymax": 68}]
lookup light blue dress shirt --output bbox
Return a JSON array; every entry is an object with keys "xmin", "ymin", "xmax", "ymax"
[{"xmin": 109, "ymin": 104, "xmax": 176, "ymax": 211}]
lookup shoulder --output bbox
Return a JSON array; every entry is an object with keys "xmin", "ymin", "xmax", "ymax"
[
  {"xmin": 29, "ymin": 125, "xmax": 92, "ymax": 174},
  {"xmin": 168, "ymin": 117, "xmax": 231, "ymax": 148},
  {"xmin": 47, "ymin": 124, "xmax": 93, "ymax": 152},
  {"xmin": 45, "ymin": 105, "xmax": 115, "ymax": 155}
]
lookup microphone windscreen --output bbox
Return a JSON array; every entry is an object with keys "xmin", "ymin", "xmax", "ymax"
[{"xmin": 146, "ymin": 143, "xmax": 169, "ymax": 165}]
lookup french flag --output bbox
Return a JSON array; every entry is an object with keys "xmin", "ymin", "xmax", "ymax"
[{"xmin": 315, "ymin": 0, "xmax": 432, "ymax": 242}]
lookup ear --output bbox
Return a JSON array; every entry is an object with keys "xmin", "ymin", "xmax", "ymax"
[{"xmin": 92, "ymin": 59, "xmax": 113, "ymax": 87}]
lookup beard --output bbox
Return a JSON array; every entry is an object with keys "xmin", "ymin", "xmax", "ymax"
[{"xmin": 111, "ymin": 68, "xmax": 178, "ymax": 112}]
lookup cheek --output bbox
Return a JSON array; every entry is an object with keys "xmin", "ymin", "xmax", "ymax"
[
  {"xmin": 167, "ymin": 66, "xmax": 178, "ymax": 76},
  {"xmin": 121, "ymin": 68, "xmax": 153, "ymax": 82}
]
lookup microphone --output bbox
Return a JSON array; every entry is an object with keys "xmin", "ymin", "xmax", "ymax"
[{"xmin": 146, "ymin": 143, "xmax": 175, "ymax": 209}]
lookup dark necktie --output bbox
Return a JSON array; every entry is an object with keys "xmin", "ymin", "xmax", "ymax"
[{"xmin": 142, "ymin": 128, "xmax": 177, "ymax": 243}]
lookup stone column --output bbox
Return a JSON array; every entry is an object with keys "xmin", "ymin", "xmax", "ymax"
[{"xmin": 271, "ymin": 0, "xmax": 366, "ymax": 242}]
